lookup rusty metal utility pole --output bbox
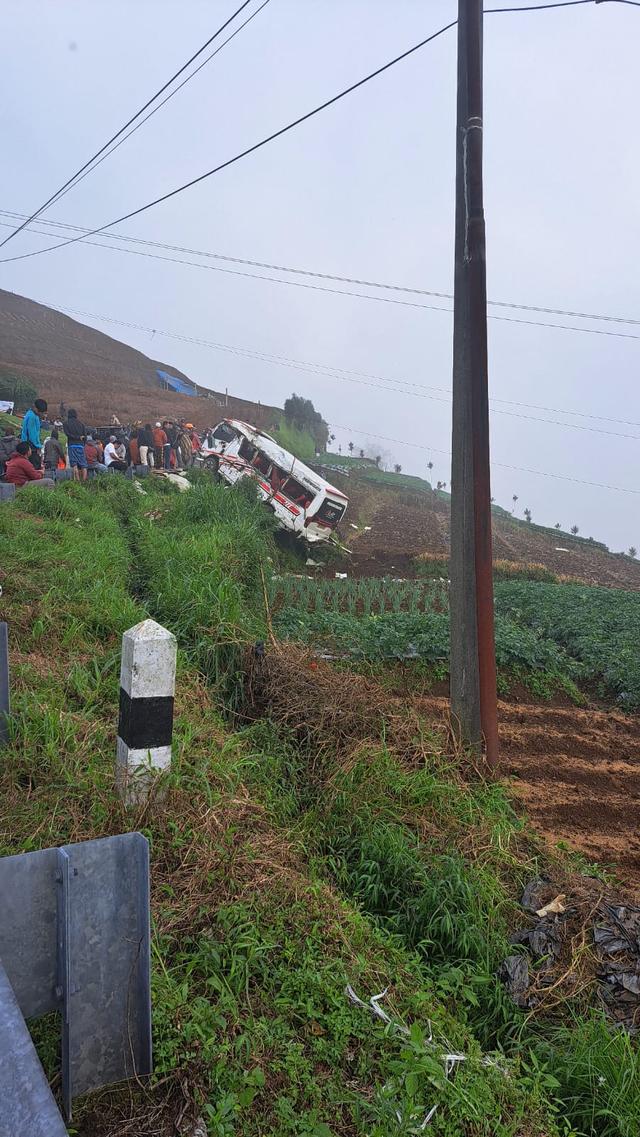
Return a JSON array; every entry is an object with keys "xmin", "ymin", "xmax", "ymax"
[{"xmin": 449, "ymin": 0, "xmax": 499, "ymax": 770}]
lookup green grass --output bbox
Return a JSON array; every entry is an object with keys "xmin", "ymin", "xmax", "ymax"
[
  {"xmin": 270, "ymin": 418, "xmax": 317, "ymax": 463},
  {"xmin": 1, "ymin": 479, "xmax": 638, "ymax": 1136}
]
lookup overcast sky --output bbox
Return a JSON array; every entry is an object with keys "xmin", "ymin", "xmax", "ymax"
[{"xmin": 2, "ymin": 0, "xmax": 638, "ymax": 549}]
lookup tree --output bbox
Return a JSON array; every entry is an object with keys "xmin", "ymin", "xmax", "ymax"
[
  {"xmin": 524, "ymin": 508, "xmax": 532, "ymax": 523},
  {"xmin": 283, "ymin": 393, "xmax": 329, "ymax": 450},
  {"xmin": 427, "ymin": 461, "xmax": 434, "ymax": 477},
  {"xmin": 629, "ymin": 547, "xmax": 637, "ymax": 558},
  {"xmin": 555, "ymin": 522, "xmax": 561, "ymax": 529},
  {"xmin": 570, "ymin": 525, "xmax": 579, "ymax": 536},
  {"xmin": 0, "ymin": 369, "xmax": 37, "ymax": 412},
  {"xmin": 359, "ymin": 448, "xmax": 365, "ymax": 459},
  {"xmin": 374, "ymin": 455, "xmax": 381, "ymax": 467},
  {"xmin": 394, "ymin": 463, "xmax": 402, "ymax": 474},
  {"xmin": 348, "ymin": 441, "xmax": 354, "ymax": 454},
  {"xmin": 329, "ymin": 433, "xmax": 335, "ymax": 445},
  {"xmin": 512, "ymin": 494, "xmax": 518, "ymax": 513}
]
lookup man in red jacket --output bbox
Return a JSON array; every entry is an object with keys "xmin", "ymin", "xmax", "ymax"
[{"xmin": 4, "ymin": 442, "xmax": 55, "ymax": 488}]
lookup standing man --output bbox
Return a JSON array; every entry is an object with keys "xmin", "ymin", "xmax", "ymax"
[
  {"xmin": 138, "ymin": 423, "xmax": 154, "ymax": 467},
  {"xmin": 152, "ymin": 422, "xmax": 168, "ymax": 468},
  {"xmin": 21, "ymin": 397, "xmax": 48, "ymax": 469},
  {"xmin": 63, "ymin": 408, "xmax": 89, "ymax": 481},
  {"xmin": 43, "ymin": 428, "xmax": 66, "ymax": 476}
]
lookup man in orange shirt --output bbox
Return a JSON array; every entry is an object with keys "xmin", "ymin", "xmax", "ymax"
[{"xmin": 152, "ymin": 422, "xmax": 168, "ymax": 469}]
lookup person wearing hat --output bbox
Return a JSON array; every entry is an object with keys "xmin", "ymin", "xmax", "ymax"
[
  {"xmin": 103, "ymin": 435, "xmax": 128, "ymax": 472},
  {"xmin": 84, "ymin": 435, "xmax": 107, "ymax": 473},
  {"xmin": 152, "ymin": 421, "xmax": 168, "ymax": 469},
  {"xmin": 187, "ymin": 424, "xmax": 201, "ymax": 464}
]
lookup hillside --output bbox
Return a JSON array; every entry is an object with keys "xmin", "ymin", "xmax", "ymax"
[
  {"xmin": 0, "ymin": 288, "xmax": 281, "ymax": 430},
  {"xmin": 319, "ymin": 457, "xmax": 640, "ymax": 591},
  {"xmin": 3, "ymin": 476, "xmax": 640, "ymax": 1135}
]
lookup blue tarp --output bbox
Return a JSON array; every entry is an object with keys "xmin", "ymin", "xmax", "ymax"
[{"xmin": 156, "ymin": 369, "xmax": 197, "ymax": 397}]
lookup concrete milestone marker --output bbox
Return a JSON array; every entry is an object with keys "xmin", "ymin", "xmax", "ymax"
[{"xmin": 117, "ymin": 618, "xmax": 177, "ymax": 803}]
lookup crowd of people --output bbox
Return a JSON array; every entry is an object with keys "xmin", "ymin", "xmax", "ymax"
[{"xmin": 0, "ymin": 397, "xmax": 204, "ymax": 489}]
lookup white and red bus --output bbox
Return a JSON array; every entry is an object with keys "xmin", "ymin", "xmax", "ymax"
[{"xmin": 201, "ymin": 420, "xmax": 348, "ymax": 543}]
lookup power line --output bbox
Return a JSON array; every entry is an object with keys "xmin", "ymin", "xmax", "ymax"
[
  {"xmin": 42, "ymin": 0, "xmax": 272, "ymax": 210},
  {"xmin": 486, "ymin": 0, "xmax": 639, "ymax": 10},
  {"xmin": 34, "ymin": 298, "xmax": 640, "ymax": 442},
  {"xmin": 3, "ymin": 217, "xmax": 639, "ymax": 345},
  {"xmin": 0, "ymin": 18, "xmax": 460, "ymax": 265},
  {"xmin": 328, "ymin": 423, "xmax": 640, "ymax": 495},
  {"xmin": 2, "ymin": 208, "xmax": 638, "ymax": 329},
  {"xmin": 1, "ymin": 1, "xmax": 635, "ymax": 267},
  {"xmin": 7, "ymin": 292, "xmax": 637, "ymax": 492},
  {"xmin": 0, "ymin": 0, "xmax": 258, "ymax": 250}
]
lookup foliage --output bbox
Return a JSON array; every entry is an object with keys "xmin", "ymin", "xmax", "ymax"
[
  {"xmin": 282, "ymin": 393, "xmax": 328, "ymax": 451},
  {"xmin": 135, "ymin": 478, "xmax": 275, "ymax": 703},
  {"xmin": 271, "ymin": 417, "xmax": 316, "ymax": 462},
  {"xmin": 494, "ymin": 581, "xmax": 640, "ymax": 708},
  {"xmin": 0, "ymin": 368, "xmax": 37, "ymax": 411},
  {"xmin": 1, "ymin": 480, "xmax": 638, "ymax": 1136}
]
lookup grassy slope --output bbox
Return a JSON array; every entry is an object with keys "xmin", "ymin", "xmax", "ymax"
[{"xmin": 0, "ymin": 478, "xmax": 638, "ymax": 1136}]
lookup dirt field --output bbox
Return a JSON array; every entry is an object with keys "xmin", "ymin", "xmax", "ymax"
[
  {"xmin": 338, "ymin": 485, "xmax": 640, "ymax": 590},
  {"xmin": 416, "ymin": 695, "xmax": 640, "ymax": 889}
]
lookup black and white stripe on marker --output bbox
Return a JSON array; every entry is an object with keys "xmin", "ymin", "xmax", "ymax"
[{"xmin": 116, "ymin": 619, "xmax": 177, "ymax": 803}]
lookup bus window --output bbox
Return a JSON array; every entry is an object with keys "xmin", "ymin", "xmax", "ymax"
[
  {"xmin": 213, "ymin": 422, "xmax": 238, "ymax": 443},
  {"xmin": 270, "ymin": 465, "xmax": 286, "ymax": 493},
  {"xmin": 283, "ymin": 477, "xmax": 312, "ymax": 508},
  {"xmin": 252, "ymin": 451, "xmax": 270, "ymax": 475},
  {"xmin": 239, "ymin": 438, "xmax": 257, "ymax": 463}
]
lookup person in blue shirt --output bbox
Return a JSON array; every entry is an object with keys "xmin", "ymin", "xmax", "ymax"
[{"xmin": 20, "ymin": 398, "xmax": 48, "ymax": 470}]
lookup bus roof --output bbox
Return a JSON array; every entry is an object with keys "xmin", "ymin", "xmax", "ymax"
[{"xmin": 221, "ymin": 420, "xmax": 348, "ymax": 500}]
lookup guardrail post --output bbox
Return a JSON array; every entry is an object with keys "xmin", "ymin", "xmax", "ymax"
[{"xmin": 116, "ymin": 619, "xmax": 176, "ymax": 804}]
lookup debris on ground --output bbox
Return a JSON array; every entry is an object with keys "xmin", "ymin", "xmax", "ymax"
[{"xmin": 502, "ymin": 877, "xmax": 640, "ymax": 1030}]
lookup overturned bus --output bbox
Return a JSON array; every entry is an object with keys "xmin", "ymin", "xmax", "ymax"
[{"xmin": 201, "ymin": 420, "xmax": 348, "ymax": 543}]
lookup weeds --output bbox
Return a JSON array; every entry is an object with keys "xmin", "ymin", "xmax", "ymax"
[{"xmin": 0, "ymin": 481, "xmax": 637, "ymax": 1136}]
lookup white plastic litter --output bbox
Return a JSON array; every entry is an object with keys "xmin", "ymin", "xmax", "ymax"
[
  {"xmin": 132, "ymin": 481, "xmax": 148, "ymax": 496},
  {"xmin": 345, "ymin": 983, "xmax": 507, "ymax": 1129},
  {"xmin": 335, "ymin": 572, "xmax": 348, "ymax": 580}
]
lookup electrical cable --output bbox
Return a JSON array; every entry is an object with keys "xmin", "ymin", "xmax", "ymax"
[
  {"xmin": 1, "ymin": 0, "xmax": 636, "ymax": 265},
  {"xmin": 2, "ymin": 0, "xmax": 637, "ymax": 266},
  {"xmin": 2, "ymin": 208, "xmax": 637, "ymax": 329},
  {"xmin": 327, "ymin": 424, "xmax": 640, "ymax": 495},
  {"xmin": 27, "ymin": 297, "xmax": 639, "ymax": 441},
  {"xmin": 0, "ymin": 0, "xmax": 258, "ymax": 250},
  {"xmin": 2, "ymin": 218, "xmax": 638, "ymax": 345},
  {"xmin": 42, "ymin": 0, "xmax": 272, "ymax": 209},
  {"xmin": 0, "ymin": 18, "xmax": 459, "ymax": 265}
]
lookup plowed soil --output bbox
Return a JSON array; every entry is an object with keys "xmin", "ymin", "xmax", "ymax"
[
  {"xmin": 337, "ymin": 487, "xmax": 640, "ymax": 590},
  {"xmin": 416, "ymin": 695, "xmax": 640, "ymax": 887}
]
